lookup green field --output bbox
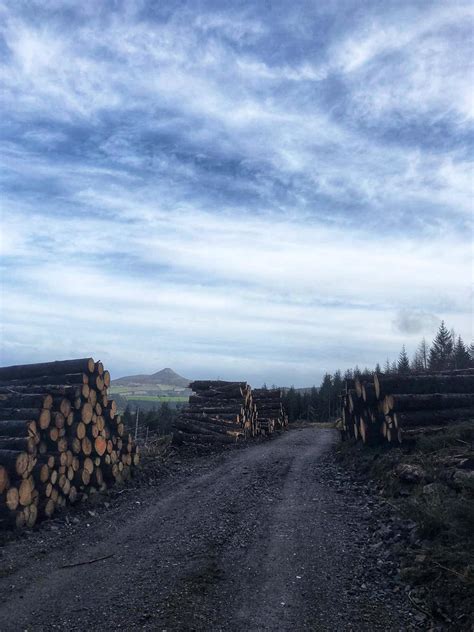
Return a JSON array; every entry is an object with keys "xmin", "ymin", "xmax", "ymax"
[
  {"xmin": 109, "ymin": 386, "xmax": 132, "ymax": 394},
  {"xmin": 125, "ymin": 395, "xmax": 189, "ymax": 403}
]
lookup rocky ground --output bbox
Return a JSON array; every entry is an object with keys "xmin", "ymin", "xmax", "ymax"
[
  {"xmin": 334, "ymin": 425, "xmax": 474, "ymax": 631},
  {"xmin": 0, "ymin": 427, "xmax": 443, "ymax": 631}
]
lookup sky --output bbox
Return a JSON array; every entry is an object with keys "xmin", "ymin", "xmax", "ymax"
[{"xmin": 0, "ymin": 0, "xmax": 473, "ymax": 386}]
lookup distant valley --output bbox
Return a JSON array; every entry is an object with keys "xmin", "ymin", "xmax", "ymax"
[{"xmin": 110, "ymin": 368, "xmax": 191, "ymax": 409}]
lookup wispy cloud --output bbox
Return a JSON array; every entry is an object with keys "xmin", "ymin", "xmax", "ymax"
[{"xmin": 0, "ymin": 0, "xmax": 472, "ymax": 384}]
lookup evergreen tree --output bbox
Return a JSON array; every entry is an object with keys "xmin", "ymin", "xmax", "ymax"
[
  {"xmin": 384, "ymin": 359, "xmax": 391, "ymax": 374},
  {"xmin": 332, "ymin": 370, "xmax": 343, "ymax": 418},
  {"xmin": 397, "ymin": 346, "xmax": 410, "ymax": 374},
  {"xmin": 283, "ymin": 387, "xmax": 299, "ymax": 423},
  {"xmin": 453, "ymin": 336, "xmax": 471, "ymax": 369},
  {"xmin": 391, "ymin": 360, "xmax": 398, "ymax": 374},
  {"xmin": 374, "ymin": 362, "xmax": 382, "ymax": 374},
  {"xmin": 307, "ymin": 386, "xmax": 319, "ymax": 421},
  {"xmin": 157, "ymin": 402, "xmax": 174, "ymax": 433},
  {"xmin": 343, "ymin": 369, "xmax": 353, "ymax": 380},
  {"xmin": 122, "ymin": 404, "xmax": 133, "ymax": 434},
  {"xmin": 411, "ymin": 349, "xmax": 424, "ymax": 372},
  {"xmin": 411, "ymin": 337, "xmax": 429, "ymax": 372},
  {"xmin": 470, "ymin": 343, "xmax": 474, "ymax": 364},
  {"xmin": 319, "ymin": 373, "xmax": 333, "ymax": 421},
  {"xmin": 428, "ymin": 321, "xmax": 454, "ymax": 370}
]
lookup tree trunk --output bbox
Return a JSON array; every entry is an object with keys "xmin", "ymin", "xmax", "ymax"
[
  {"xmin": 0, "ymin": 359, "xmax": 95, "ymax": 381},
  {"xmin": 0, "ymin": 419, "xmax": 37, "ymax": 438},
  {"xmin": 0, "ymin": 408, "xmax": 51, "ymax": 428},
  {"xmin": 394, "ymin": 407, "xmax": 474, "ymax": 427},
  {"xmin": 387, "ymin": 393, "xmax": 474, "ymax": 412},
  {"xmin": 374, "ymin": 373, "xmax": 474, "ymax": 398},
  {"xmin": 0, "ymin": 437, "xmax": 37, "ymax": 454},
  {"xmin": 0, "ymin": 450, "xmax": 29, "ymax": 476}
]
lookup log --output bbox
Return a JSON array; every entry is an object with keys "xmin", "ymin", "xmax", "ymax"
[
  {"xmin": 18, "ymin": 478, "xmax": 33, "ymax": 506},
  {"xmin": 81, "ymin": 403, "xmax": 94, "ymax": 424},
  {"xmin": 0, "ymin": 408, "xmax": 50, "ymax": 428},
  {"xmin": 187, "ymin": 406, "xmax": 243, "ymax": 415},
  {"xmin": 0, "ymin": 384, "xmax": 87, "ymax": 398},
  {"xmin": 190, "ymin": 380, "xmax": 246, "ymax": 390},
  {"xmin": 0, "ymin": 359, "xmax": 95, "ymax": 381},
  {"xmin": 387, "ymin": 393, "xmax": 474, "ymax": 413},
  {"xmin": 0, "ymin": 419, "xmax": 37, "ymax": 438},
  {"xmin": 182, "ymin": 412, "xmax": 240, "ymax": 424},
  {"xmin": 174, "ymin": 419, "xmax": 242, "ymax": 437},
  {"xmin": 2, "ymin": 486, "xmax": 19, "ymax": 511},
  {"xmin": 0, "ymin": 450, "xmax": 29, "ymax": 476},
  {"xmin": 374, "ymin": 373, "xmax": 474, "ymax": 399},
  {"xmin": 39, "ymin": 498, "xmax": 55, "ymax": 518},
  {"xmin": 0, "ymin": 507, "xmax": 25, "ymax": 529},
  {"xmin": 0, "ymin": 465, "xmax": 9, "ymax": 494},
  {"xmin": 0, "ymin": 437, "xmax": 37, "ymax": 454},
  {"xmin": 94, "ymin": 436, "xmax": 107, "ymax": 457},
  {"xmin": 394, "ymin": 408, "xmax": 474, "ymax": 428},
  {"xmin": 173, "ymin": 430, "xmax": 236, "ymax": 445},
  {"xmin": 0, "ymin": 393, "xmax": 53, "ymax": 410}
]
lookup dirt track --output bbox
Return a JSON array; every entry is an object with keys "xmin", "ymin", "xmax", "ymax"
[{"xmin": 0, "ymin": 427, "xmax": 417, "ymax": 631}]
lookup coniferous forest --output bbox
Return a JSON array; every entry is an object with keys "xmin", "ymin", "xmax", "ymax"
[{"xmin": 282, "ymin": 321, "xmax": 473, "ymax": 423}]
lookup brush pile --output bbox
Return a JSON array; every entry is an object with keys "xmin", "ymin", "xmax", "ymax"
[
  {"xmin": 340, "ymin": 369, "xmax": 474, "ymax": 445},
  {"xmin": 0, "ymin": 358, "xmax": 139, "ymax": 529},
  {"xmin": 173, "ymin": 380, "xmax": 258, "ymax": 446},
  {"xmin": 253, "ymin": 389, "xmax": 288, "ymax": 435}
]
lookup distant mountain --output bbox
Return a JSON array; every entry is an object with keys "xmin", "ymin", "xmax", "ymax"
[{"xmin": 112, "ymin": 368, "xmax": 190, "ymax": 388}]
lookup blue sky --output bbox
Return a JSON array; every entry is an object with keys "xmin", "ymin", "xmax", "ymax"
[{"xmin": 0, "ymin": 0, "xmax": 473, "ymax": 385}]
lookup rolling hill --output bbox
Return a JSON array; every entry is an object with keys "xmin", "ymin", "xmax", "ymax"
[{"xmin": 112, "ymin": 368, "xmax": 190, "ymax": 388}]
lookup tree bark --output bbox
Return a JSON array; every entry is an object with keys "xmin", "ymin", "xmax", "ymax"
[
  {"xmin": 387, "ymin": 393, "xmax": 474, "ymax": 412},
  {"xmin": 394, "ymin": 407, "xmax": 474, "ymax": 427},
  {"xmin": 0, "ymin": 359, "xmax": 95, "ymax": 381},
  {"xmin": 374, "ymin": 373, "xmax": 474, "ymax": 398}
]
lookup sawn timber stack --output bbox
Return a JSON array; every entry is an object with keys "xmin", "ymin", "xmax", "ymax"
[
  {"xmin": 0, "ymin": 358, "xmax": 140, "ymax": 529},
  {"xmin": 173, "ymin": 380, "xmax": 258, "ymax": 446}
]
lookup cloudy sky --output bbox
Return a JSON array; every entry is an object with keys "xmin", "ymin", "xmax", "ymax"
[{"xmin": 0, "ymin": 0, "xmax": 473, "ymax": 385}]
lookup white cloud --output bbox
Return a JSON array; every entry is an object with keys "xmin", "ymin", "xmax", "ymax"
[{"xmin": 1, "ymin": 2, "xmax": 472, "ymax": 384}]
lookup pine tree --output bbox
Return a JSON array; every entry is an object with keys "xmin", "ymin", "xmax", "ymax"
[
  {"xmin": 412, "ymin": 338, "xmax": 429, "ymax": 372},
  {"xmin": 428, "ymin": 321, "xmax": 454, "ymax": 370},
  {"xmin": 397, "ymin": 346, "xmax": 410, "ymax": 374},
  {"xmin": 374, "ymin": 362, "xmax": 382, "ymax": 374},
  {"xmin": 453, "ymin": 336, "xmax": 471, "ymax": 369},
  {"xmin": 319, "ymin": 374, "xmax": 333, "ymax": 421},
  {"xmin": 384, "ymin": 359, "xmax": 391, "ymax": 374},
  {"xmin": 391, "ymin": 361, "xmax": 398, "ymax": 374},
  {"xmin": 411, "ymin": 349, "xmax": 424, "ymax": 372},
  {"xmin": 470, "ymin": 343, "xmax": 474, "ymax": 364}
]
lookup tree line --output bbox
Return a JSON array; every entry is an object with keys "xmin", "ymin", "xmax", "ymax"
[
  {"xmin": 122, "ymin": 401, "xmax": 180, "ymax": 437},
  {"xmin": 282, "ymin": 321, "xmax": 473, "ymax": 423}
]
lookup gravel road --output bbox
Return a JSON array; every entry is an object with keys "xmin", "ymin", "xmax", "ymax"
[{"xmin": 0, "ymin": 427, "xmax": 418, "ymax": 631}]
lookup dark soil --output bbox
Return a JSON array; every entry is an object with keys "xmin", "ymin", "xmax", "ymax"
[
  {"xmin": 335, "ymin": 426, "xmax": 474, "ymax": 631},
  {"xmin": 0, "ymin": 427, "xmax": 424, "ymax": 631}
]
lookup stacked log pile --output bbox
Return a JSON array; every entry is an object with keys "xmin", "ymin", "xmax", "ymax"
[
  {"xmin": 173, "ymin": 380, "xmax": 258, "ymax": 446},
  {"xmin": 252, "ymin": 389, "xmax": 288, "ymax": 435},
  {"xmin": 0, "ymin": 358, "xmax": 139, "ymax": 529},
  {"xmin": 340, "ymin": 369, "xmax": 474, "ymax": 446}
]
